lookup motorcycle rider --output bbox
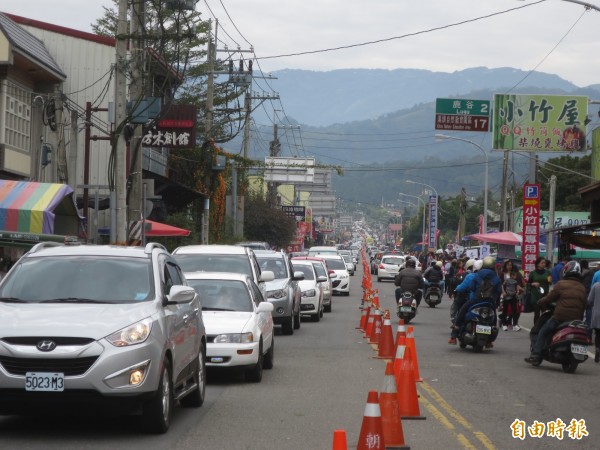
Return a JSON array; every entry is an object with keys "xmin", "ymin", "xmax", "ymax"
[
  {"xmin": 525, "ymin": 261, "xmax": 587, "ymax": 366},
  {"xmin": 395, "ymin": 258, "xmax": 424, "ymax": 307},
  {"xmin": 423, "ymin": 260, "xmax": 444, "ymax": 299},
  {"xmin": 450, "ymin": 258, "xmax": 475, "ymax": 325},
  {"xmin": 449, "ymin": 256, "xmax": 502, "ymax": 346}
]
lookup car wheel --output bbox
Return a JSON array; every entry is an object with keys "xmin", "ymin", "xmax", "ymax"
[
  {"xmin": 180, "ymin": 346, "xmax": 206, "ymax": 408},
  {"xmin": 324, "ymin": 301, "xmax": 332, "ymax": 313},
  {"xmin": 142, "ymin": 361, "xmax": 173, "ymax": 434},
  {"xmin": 282, "ymin": 313, "xmax": 294, "ymax": 335},
  {"xmin": 245, "ymin": 342, "xmax": 264, "ymax": 382},
  {"xmin": 319, "ymin": 304, "xmax": 324, "ymax": 318},
  {"xmin": 294, "ymin": 309, "xmax": 301, "ymax": 330},
  {"xmin": 312, "ymin": 310, "xmax": 321, "ymax": 322},
  {"xmin": 263, "ymin": 337, "xmax": 274, "ymax": 370}
]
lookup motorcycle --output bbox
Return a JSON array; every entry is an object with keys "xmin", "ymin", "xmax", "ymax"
[
  {"xmin": 529, "ymin": 304, "xmax": 589, "ymax": 373},
  {"xmin": 457, "ymin": 300, "xmax": 498, "ymax": 352},
  {"xmin": 423, "ymin": 283, "xmax": 442, "ymax": 308},
  {"xmin": 396, "ymin": 290, "xmax": 418, "ymax": 324}
]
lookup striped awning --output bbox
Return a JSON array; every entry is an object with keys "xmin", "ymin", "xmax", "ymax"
[{"xmin": 0, "ymin": 180, "xmax": 79, "ymax": 234}]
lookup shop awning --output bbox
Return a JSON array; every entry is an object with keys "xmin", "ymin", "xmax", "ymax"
[
  {"xmin": 97, "ymin": 220, "xmax": 191, "ymax": 237},
  {"xmin": 0, "ymin": 180, "xmax": 81, "ymax": 235},
  {"xmin": 464, "ymin": 231, "xmax": 522, "ymax": 246}
]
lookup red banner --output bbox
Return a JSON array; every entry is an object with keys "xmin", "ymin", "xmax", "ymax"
[{"xmin": 522, "ymin": 184, "xmax": 541, "ymax": 279}]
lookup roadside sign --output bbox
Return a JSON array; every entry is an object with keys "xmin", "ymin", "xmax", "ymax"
[{"xmin": 435, "ymin": 98, "xmax": 490, "ymax": 132}]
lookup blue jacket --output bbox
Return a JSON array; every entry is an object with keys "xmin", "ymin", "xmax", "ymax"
[{"xmin": 455, "ymin": 269, "xmax": 501, "ymax": 303}]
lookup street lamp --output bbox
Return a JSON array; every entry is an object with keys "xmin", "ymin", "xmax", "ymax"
[
  {"xmin": 399, "ymin": 193, "xmax": 427, "ymax": 252},
  {"xmin": 435, "ymin": 134, "xmax": 488, "ymax": 235},
  {"xmin": 405, "ymin": 180, "xmax": 439, "ymax": 250}
]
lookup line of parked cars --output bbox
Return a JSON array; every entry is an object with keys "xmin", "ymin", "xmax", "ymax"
[{"xmin": 0, "ymin": 240, "xmax": 356, "ymax": 434}]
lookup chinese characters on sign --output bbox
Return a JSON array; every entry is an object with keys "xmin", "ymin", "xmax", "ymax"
[
  {"xmin": 282, "ymin": 206, "xmax": 308, "ymax": 253},
  {"xmin": 522, "ymin": 184, "xmax": 540, "ymax": 279},
  {"xmin": 142, "ymin": 130, "xmax": 190, "ymax": 147},
  {"xmin": 142, "ymin": 105, "xmax": 197, "ymax": 148},
  {"xmin": 511, "ymin": 418, "xmax": 588, "ymax": 440},
  {"xmin": 493, "ymin": 94, "xmax": 587, "ymax": 151},
  {"xmin": 428, "ymin": 195, "xmax": 438, "ymax": 251},
  {"xmin": 435, "ymin": 98, "xmax": 490, "ymax": 132}
]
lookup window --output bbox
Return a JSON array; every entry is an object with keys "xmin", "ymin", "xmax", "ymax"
[{"xmin": 3, "ymin": 81, "xmax": 32, "ymax": 152}]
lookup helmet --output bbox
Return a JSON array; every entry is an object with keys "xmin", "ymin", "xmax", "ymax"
[
  {"xmin": 482, "ymin": 256, "xmax": 495, "ymax": 270},
  {"xmin": 405, "ymin": 258, "xmax": 416, "ymax": 268},
  {"xmin": 435, "ymin": 261, "xmax": 443, "ymax": 268},
  {"xmin": 473, "ymin": 260, "xmax": 483, "ymax": 272},
  {"xmin": 465, "ymin": 259, "xmax": 475, "ymax": 270},
  {"xmin": 563, "ymin": 260, "xmax": 581, "ymax": 277}
]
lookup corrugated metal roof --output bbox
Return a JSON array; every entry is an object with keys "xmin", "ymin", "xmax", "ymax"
[{"xmin": 0, "ymin": 13, "xmax": 66, "ymax": 79}]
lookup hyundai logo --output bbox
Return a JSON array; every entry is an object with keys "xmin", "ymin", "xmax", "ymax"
[{"xmin": 36, "ymin": 340, "xmax": 57, "ymax": 352}]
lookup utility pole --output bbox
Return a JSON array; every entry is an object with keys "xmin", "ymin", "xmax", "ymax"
[
  {"xmin": 128, "ymin": 0, "xmax": 146, "ymax": 244},
  {"xmin": 501, "ymin": 150, "xmax": 508, "ymax": 231},
  {"xmin": 547, "ymin": 175, "xmax": 557, "ymax": 263},
  {"xmin": 113, "ymin": 0, "xmax": 129, "ymax": 244},
  {"xmin": 267, "ymin": 124, "xmax": 280, "ymax": 207}
]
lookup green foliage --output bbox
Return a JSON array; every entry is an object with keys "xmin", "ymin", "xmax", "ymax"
[
  {"xmin": 537, "ymin": 154, "xmax": 591, "ymax": 211},
  {"xmin": 243, "ymin": 195, "xmax": 296, "ymax": 249}
]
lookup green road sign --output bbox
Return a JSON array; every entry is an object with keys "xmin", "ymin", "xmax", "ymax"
[{"xmin": 435, "ymin": 98, "xmax": 490, "ymax": 132}]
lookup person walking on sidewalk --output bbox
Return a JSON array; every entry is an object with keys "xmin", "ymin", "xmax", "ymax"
[{"xmin": 499, "ymin": 269, "xmax": 524, "ymax": 331}]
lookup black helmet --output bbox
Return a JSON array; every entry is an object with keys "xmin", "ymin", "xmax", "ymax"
[
  {"xmin": 406, "ymin": 258, "xmax": 416, "ymax": 268},
  {"xmin": 563, "ymin": 260, "xmax": 581, "ymax": 277}
]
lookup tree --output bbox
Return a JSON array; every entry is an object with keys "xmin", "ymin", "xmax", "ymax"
[
  {"xmin": 244, "ymin": 195, "xmax": 296, "ymax": 249},
  {"xmin": 537, "ymin": 154, "xmax": 591, "ymax": 211}
]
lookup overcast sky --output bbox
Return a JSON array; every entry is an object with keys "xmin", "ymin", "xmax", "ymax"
[{"xmin": 4, "ymin": 0, "xmax": 600, "ymax": 87}]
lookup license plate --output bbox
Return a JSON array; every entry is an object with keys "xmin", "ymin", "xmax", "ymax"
[
  {"xmin": 429, "ymin": 295, "xmax": 438, "ymax": 301},
  {"xmin": 475, "ymin": 325, "xmax": 491, "ymax": 335},
  {"xmin": 400, "ymin": 306, "xmax": 413, "ymax": 313},
  {"xmin": 25, "ymin": 372, "xmax": 65, "ymax": 392},
  {"xmin": 571, "ymin": 344, "xmax": 588, "ymax": 355}
]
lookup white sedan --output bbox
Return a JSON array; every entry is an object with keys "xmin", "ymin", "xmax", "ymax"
[
  {"xmin": 377, "ymin": 255, "xmax": 405, "ymax": 282},
  {"xmin": 185, "ymin": 272, "xmax": 274, "ymax": 383}
]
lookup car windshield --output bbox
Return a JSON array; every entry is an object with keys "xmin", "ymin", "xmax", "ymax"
[
  {"xmin": 312, "ymin": 263, "xmax": 326, "ymax": 278},
  {"xmin": 187, "ymin": 279, "xmax": 253, "ymax": 312},
  {"xmin": 256, "ymin": 256, "xmax": 288, "ymax": 279},
  {"xmin": 174, "ymin": 254, "xmax": 252, "ymax": 277},
  {"xmin": 292, "ymin": 264, "xmax": 315, "ymax": 280},
  {"xmin": 0, "ymin": 256, "xmax": 154, "ymax": 303},
  {"xmin": 342, "ymin": 255, "xmax": 352, "ymax": 263},
  {"xmin": 383, "ymin": 257, "xmax": 404, "ymax": 265},
  {"xmin": 324, "ymin": 258, "xmax": 346, "ymax": 270}
]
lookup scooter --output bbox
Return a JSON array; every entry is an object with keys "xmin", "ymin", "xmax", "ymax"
[
  {"xmin": 457, "ymin": 300, "xmax": 498, "ymax": 352},
  {"xmin": 529, "ymin": 305, "xmax": 589, "ymax": 373},
  {"xmin": 423, "ymin": 283, "xmax": 442, "ymax": 308},
  {"xmin": 396, "ymin": 290, "xmax": 417, "ymax": 324}
]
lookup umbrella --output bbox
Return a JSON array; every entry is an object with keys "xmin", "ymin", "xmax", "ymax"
[
  {"xmin": 144, "ymin": 220, "xmax": 190, "ymax": 237},
  {"xmin": 465, "ymin": 231, "xmax": 522, "ymax": 246}
]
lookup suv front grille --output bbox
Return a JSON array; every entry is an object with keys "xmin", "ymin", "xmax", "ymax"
[
  {"xmin": 1, "ymin": 337, "xmax": 95, "ymax": 346},
  {"xmin": 0, "ymin": 356, "xmax": 99, "ymax": 376}
]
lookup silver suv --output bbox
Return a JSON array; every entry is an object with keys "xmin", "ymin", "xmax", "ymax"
[{"xmin": 0, "ymin": 242, "xmax": 206, "ymax": 434}]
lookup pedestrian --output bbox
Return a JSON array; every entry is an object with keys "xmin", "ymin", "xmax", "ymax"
[
  {"xmin": 551, "ymin": 257, "xmax": 571, "ymax": 285},
  {"xmin": 527, "ymin": 256, "xmax": 552, "ymax": 324},
  {"xmin": 581, "ymin": 260, "xmax": 594, "ymax": 341},
  {"xmin": 587, "ymin": 280, "xmax": 600, "ymax": 363},
  {"xmin": 499, "ymin": 269, "xmax": 524, "ymax": 331}
]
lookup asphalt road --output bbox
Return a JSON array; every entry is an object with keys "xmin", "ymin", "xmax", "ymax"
[{"xmin": 1, "ymin": 261, "xmax": 599, "ymax": 449}]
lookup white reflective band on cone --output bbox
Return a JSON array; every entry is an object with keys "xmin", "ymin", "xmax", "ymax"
[
  {"xmin": 395, "ymin": 345, "xmax": 406, "ymax": 359},
  {"xmin": 363, "ymin": 403, "xmax": 382, "ymax": 417},
  {"xmin": 381, "ymin": 375, "xmax": 397, "ymax": 394}
]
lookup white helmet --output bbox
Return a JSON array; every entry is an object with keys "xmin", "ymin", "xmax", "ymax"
[
  {"xmin": 473, "ymin": 260, "xmax": 483, "ymax": 272},
  {"xmin": 465, "ymin": 259, "xmax": 476, "ymax": 270}
]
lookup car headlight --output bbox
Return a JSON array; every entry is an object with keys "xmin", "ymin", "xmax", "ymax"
[
  {"xmin": 214, "ymin": 332, "xmax": 254, "ymax": 343},
  {"xmin": 301, "ymin": 289, "xmax": 316, "ymax": 297},
  {"xmin": 267, "ymin": 288, "xmax": 287, "ymax": 299},
  {"xmin": 106, "ymin": 318, "xmax": 153, "ymax": 347}
]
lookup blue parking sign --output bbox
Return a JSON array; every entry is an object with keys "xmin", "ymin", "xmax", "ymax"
[{"xmin": 525, "ymin": 185, "xmax": 539, "ymax": 199}]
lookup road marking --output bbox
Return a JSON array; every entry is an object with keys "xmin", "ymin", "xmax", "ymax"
[{"xmin": 419, "ymin": 381, "xmax": 497, "ymax": 450}]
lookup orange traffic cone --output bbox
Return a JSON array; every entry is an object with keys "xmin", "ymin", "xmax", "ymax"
[
  {"xmin": 395, "ymin": 347, "xmax": 426, "ymax": 420},
  {"xmin": 364, "ymin": 306, "xmax": 376, "ymax": 339},
  {"xmin": 372, "ymin": 290, "xmax": 380, "ymax": 308},
  {"xmin": 406, "ymin": 325, "xmax": 423, "ymax": 382},
  {"xmin": 332, "ymin": 429, "xmax": 348, "ymax": 450},
  {"xmin": 380, "ymin": 362, "xmax": 410, "ymax": 449},
  {"xmin": 395, "ymin": 320, "xmax": 407, "ymax": 349},
  {"xmin": 357, "ymin": 391, "xmax": 385, "ymax": 450},
  {"xmin": 357, "ymin": 306, "xmax": 368, "ymax": 331},
  {"xmin": 393, "ymin": 334, "xmax": 407, "ymax": 377},
  {"xmin": 376, "ymin": 313, "xmax": 395, "ymax": 359},
  {"xmin": 369, "ymin": 309, "xmax": 383, "ymax": 345}
]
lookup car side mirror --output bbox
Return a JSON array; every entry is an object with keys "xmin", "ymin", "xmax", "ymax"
[
  {"xmin": 317, "ymin": 275, "xmax": 328, "ymax": 283},
  {"xmin": 166, "ymin": 285, "xmax": 196, "ymax": 305},
  {"xmin": 292, "ymin": 271, "xmax": 305, "ymax": 281},
  {"xmin": 328, "ymin": 270, "xmax": 337, "ymax": 279},
  {"xmin": 257, "ymin": 302, "xmax": 274, "ymax": 313},
  {"xmin": 260, "ymin": 270, "xmax": 275, "ymax": 282}
]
